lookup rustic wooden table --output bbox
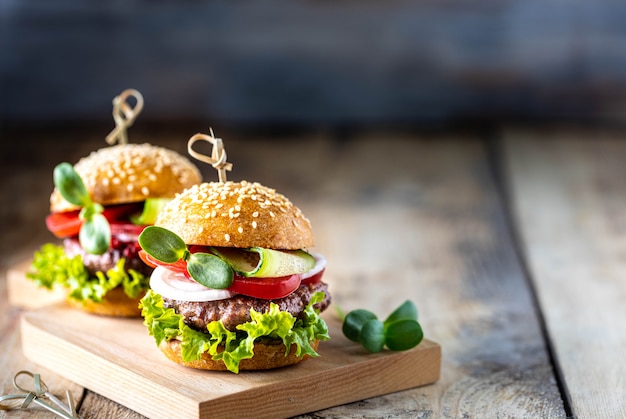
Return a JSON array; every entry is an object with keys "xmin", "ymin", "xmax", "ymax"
[{"xmin": 1, "ymin": 124, "xmax": 625, "ymax": 418}]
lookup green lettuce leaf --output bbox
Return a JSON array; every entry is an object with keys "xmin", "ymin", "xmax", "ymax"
[
  {"xmin": 139, "ymin": 290, "xmax": 331, "ymax": 373},
  {"xmin": 27, "ymin": 243, "xmax": 150, "ymax": 303}
]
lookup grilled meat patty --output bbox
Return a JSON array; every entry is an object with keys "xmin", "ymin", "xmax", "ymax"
[
  {"xmin": 163, "ymin": 281, "xmax": 331, "ymax": 332},
  {"xmin": 64, "ymin": 237, "xmax": 153, "ymax": 277}
]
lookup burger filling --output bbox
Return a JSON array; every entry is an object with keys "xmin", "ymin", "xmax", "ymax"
[
  {"xmin": 140, "ymin": 288, "xmax": 330, "ymax": 374},
  {"xmin": 139, "ymin": 245, "xmax": 331, "ymax": 373},
  {"xmin": 27, "ymin": 243, "xmax": 149, "ymax": 304},
  {"xmin": 28, "ymin": 201, "xmax": 163, "ymax": 305}
]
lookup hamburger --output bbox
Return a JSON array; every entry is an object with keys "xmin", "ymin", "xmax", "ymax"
[
  {"xmin": 138, "ymin": 180, "xmax": 331, "ymax": 373},
  {"xmin": 27, "ymin": 143, "xmax": 202, "ymax": 316}
]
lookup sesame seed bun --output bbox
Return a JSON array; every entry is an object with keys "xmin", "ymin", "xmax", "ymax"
[
  {"xmin": 155, "ymin": 181, "xmax": 314, "ymax": 249},
  {"xmin": 50, "ymin": 143, "xmax": 202, "ymax": 212},
  {"xmin": 159, "ymin": 338, "xmax": 319, "ymax": 371}
]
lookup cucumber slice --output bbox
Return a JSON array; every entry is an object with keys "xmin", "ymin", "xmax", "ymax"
[
  {"xmin": 211, "ymin": 247, "xmax": 316, "ymax": 278},
  {"xmin": 131, "ymin": 198, "xmax": 172, "ymax": 225}
]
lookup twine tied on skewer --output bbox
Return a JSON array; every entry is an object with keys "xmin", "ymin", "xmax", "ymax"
[
  {"xmin": 105, "ymin": 88, "xmax": 144, "ymax": 145},
  {"xmin": 187, "ymin": 128, "xmax": 233, "ymax": 182},
  {"xmin": 0, "ymin": 370, "xmax": 81, "ymax": 418}
]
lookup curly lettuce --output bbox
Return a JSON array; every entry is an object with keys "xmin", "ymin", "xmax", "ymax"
[
  {"xmin": 27, "ymin": 243, "xmax": 150, "ymax": 303},
  {"xmin": 140, "ymin": 290, "xmax": 330, "ymax": 373}
]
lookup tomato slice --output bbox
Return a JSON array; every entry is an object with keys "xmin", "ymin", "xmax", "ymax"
[
  {"xmin": 46, "ymin": 210, "xmax": 83, "ymax": 238},
  {"xmin": 139, "ymin": 250, "xmax": 188, "ymax": 274},
  {"xmin": 46, "ymin": 203, "xmax": 145, "ymax": 238},
  {"xmin": 301, "ymin": 267, "xmax": 324, "ymax": 286},
  {"xmin": 228, "ymin": 273, "xmax": 301, "ymax": 299}
]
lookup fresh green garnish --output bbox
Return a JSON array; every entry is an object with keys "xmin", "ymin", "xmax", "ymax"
[
  {"xmin": 138, "ymin": 226, "xmax": 234, "ymax": 289},
  {"xmin": 341, "ymin": 300, "xmax": 423, "ymax": 353},
  {"xmin": 27, "ymin": 243, "xmax": 149, "ymax": 302},
  {"xmin": 140, "ymin": 290, "xmax": 330, "ymax": 373},
  {"xmin": 130, "ymin": 198, "xmax": 171, "ymax": 225},
  {"xmin": 186, "ymin": 252, "xmax": 234, "ymax": 289},
  {"xmin": 54, "ymin": 162, "xmax": 111, "ymax": 255}
]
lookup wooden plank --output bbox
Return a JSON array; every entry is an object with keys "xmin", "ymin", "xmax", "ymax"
[
  {"xmin": 20, "ymin": 304, "xmax": 440, "ymax": 419},
  {"xmin": 503, "ymin": 128, "xmax": 626, "ymax": 418},
  {"xmin": 302, "ymin": 132, "xmax": 566, "ymax": 417}
]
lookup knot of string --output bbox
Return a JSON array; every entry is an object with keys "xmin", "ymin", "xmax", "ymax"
[
  {"xmin": 105, "ymin": 89, "xmax": 144, "ymax": 145},
  {"xmin": 187, "ymin": 129, "xmax": 233, "ymax": 182}
]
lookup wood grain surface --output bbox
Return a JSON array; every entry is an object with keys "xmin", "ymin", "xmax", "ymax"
[
  {"xmin": 503, "ymin": 128, "xmax": 626, "ymax": 419},
  {"xmin": 5, "ymin": 124, "xmax": 618, "ymax": 417},
  {"xmin": 20, "ymin": 304, "xmax": 440, "ymax": 419}
]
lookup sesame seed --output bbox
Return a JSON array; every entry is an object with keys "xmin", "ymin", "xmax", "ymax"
[
  {"xmin": 252, "ymin": 211, "xmax": 259, "ymax": 218},
  {"xmin": 224, "ymin": 233, "xmax": 230, "ymax": 242},
  {"xmin": 238, "ymin": 226, "xmax": 243, "ymax": 234},
  {"xmin": 252, "ymin": 221, "xmax": 257, "ymax": 229}
]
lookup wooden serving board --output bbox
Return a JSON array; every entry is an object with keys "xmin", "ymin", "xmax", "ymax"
[
  {"xmin": 21, "ymin": 304, "xmax": 440, "ymax": 419},
  {"xmin": 7, "ymin": 259, "xmax": 67, "ymax": 309}
]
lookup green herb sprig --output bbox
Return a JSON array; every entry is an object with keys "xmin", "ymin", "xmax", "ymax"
[
  {"xmin": 53, "ymin": 162, "xmax": 111, "ymax": 255},
  {"xmin": 341, "ymin": 300, "xmax": 424, "ymax": 353},
  {"xmin": 138, "ymin": 226, "xmax": 233, "ymax": 289}
]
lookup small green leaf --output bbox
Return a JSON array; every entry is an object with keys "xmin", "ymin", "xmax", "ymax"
[
  {"xmin": 384, "ymin": 319, "xmax": 423, "ymax": 351},
  {"xmin": 187, "ymin": 252, "xmax": 234, "ymax": 289},
  {"xmin": 138, "ymin": 226, "xmax": 188, "ymax": 263},
  {"xmin": 384, "ymin": 300, "xmax": 418, "ymax": 326},
  {"xmin": 342, "ymin": 309, "xmax": 378, "ymax": 342},
  {"xmin": 79, "ymin": 213, "xmax": 111, "ymax": 255},
  {"xmin": 54, "ymin": 162, "xmax": 92, "ymax": 207},
  {"xmin": 360, "ymin": 319, "xmax": 385, "ymax": 353}
]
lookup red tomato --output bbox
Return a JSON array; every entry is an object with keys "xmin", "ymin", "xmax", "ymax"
[
  {"xmin": 46, "ymin": 210, "xmax": 82, "ymax": 238},
  {"xmin": 301, "ymin": 267, "xmax": 325, "ymax": 286},
  {"xmin": 228, "ymin": 273, "xmax": 302, "ymax": 299},
  {"xmin": 46, "ymin": 203, "xmax": 144, "ymax": 238},
  {"xmin": 138, "ymin": 250, "xmax": 188, "ymax": 274}
]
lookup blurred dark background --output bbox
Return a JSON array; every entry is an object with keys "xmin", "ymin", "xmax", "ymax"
[{"xmin": 2, "ymin": 0, "xmax": 626, "ymax": 131}]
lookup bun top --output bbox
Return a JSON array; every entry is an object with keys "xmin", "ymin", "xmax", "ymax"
[
  {"xmin": 155, "ymin": 181, "xmax": 314, "ymax": 250},
  {"xmin": 50, "ymin": 143, "xmax": 202, "ymax": 212}
]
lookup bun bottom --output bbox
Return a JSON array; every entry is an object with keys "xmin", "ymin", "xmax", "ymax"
[
  {"xmin": 159, "ymin": 338, "xmax": 319, "ymax": 371},
  {"xmin": 66, "ymin": 286, "xmax": 145, "ymax": 317}
]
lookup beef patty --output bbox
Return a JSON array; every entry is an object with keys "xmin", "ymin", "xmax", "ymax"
[
  {"xmin": 63, "ymin": 237, "xmax": 153, "ymax": 277},
  {"xmin": 163, "ymin": 281, "xmax": 331, "ymax": 332}
]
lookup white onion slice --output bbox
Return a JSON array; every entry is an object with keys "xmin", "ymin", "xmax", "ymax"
[
  {"xmin": 301, "ymin": 253, "xmax": 327, "ymax": 280},
  {"xmin": 150, "ymin": 266, "xmax": 235, "ymax": 302}
]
